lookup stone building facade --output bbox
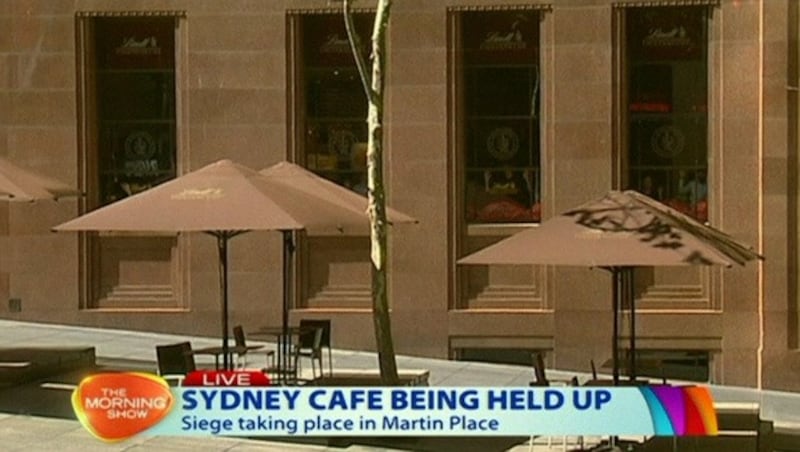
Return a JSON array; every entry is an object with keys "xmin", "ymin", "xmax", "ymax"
[{"xmin": 1, "ymin": 0, "xmax": 798, "ymax": 391}]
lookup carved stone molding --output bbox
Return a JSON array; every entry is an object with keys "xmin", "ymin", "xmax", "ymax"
[
  {"xmin": 302, "ymin": 237, "xmax": 371, "ymax": 309},
  {"xmin": 306, "ymin": 284, "xmax": 371, "ymax": 308},
  {"xmin": 633, "ymin": 266, "xmax": 715, "ymax": 310},
  {"xmin": 91, "ymin": 235, "xmax": 184, "ymax": 309},
  {"xmin": 463, "ymin": 261, "xmax": 547, "ymax": 310},
  {"xmin": 99, "ymin": 284, "xmax": 176, "ymax": 308},
  {"xmin": 467, "ymin": 283, "xmax": 542, "ymax": 309}
]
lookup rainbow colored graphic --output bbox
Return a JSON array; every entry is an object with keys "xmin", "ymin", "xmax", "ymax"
[{"xmin": 638, "ymin": 386, "xmax": 718, "ymax": 435}]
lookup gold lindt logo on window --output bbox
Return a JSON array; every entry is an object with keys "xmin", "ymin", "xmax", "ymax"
[
  {"xmin": 116, "ymin": 36, "xmax": 161, "ymax": 55},
  {"xmin": 480, "ymin": 15, "xmax": 529, "ymax": 51},
  {"xmin": 642, "ymin": 27, "xmax": 692, "ymax": 47},
  {"xmin": 320, "ymin": 34, "xmax": 351, "ymax": 54}
]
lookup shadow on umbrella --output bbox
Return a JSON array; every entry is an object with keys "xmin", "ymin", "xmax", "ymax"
[{"xmin": 459, "ymin": 190, "xmax": 762, "ymax": 384}]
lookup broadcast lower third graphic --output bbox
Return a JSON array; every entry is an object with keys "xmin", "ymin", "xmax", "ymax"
[{"xmin": 70, "ymin": 371, "xmax": 719, "ymax": 441}]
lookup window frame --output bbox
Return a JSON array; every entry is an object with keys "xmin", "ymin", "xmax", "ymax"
[
  {"xmin": 289, "ymin": 10, "xmax": 374, "ymax": 195},
  {"xmin": 615, "ymin": 3, "xmax": 714, "ymax": 223},
  {"xmin": 287, "ymin": 9, "xmax": 376, "ymax": 311},
  {"xmin": 451, "ymin": 7, "xmax": 547, "ymax": 227},
  {"xmin": 75, "ymin": 11, "xmax": 188, "ymax": 311},
  {"xmin": 449, "ymin": 5, "xmax": 552, "ymax": 312}
]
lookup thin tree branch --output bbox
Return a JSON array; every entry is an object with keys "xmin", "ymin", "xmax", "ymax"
[
  {"xmin": 369, "ymin": 0, "xmax": 391, "ymax": 111},
  {"xmin": 343, "ymin": 0, "xmax": 376, "ymax": 104}
]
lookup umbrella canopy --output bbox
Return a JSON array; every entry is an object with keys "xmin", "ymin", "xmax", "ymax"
[
  {"xmin": 0, "ymin": 157, "xmax": 81, "ymax": 201},
  {"xmin": 259, "ymin": 161, "xmax": 417, "ymax": 375},
  {"xmin": 259, "ymin": 161, "xmax": 417, "ymax": 232},
  {"xmin": 459, "ymin": 190, "xmax": 758, "ymax": 267},
  {"xmin": 54, "ymin": 160, "xmax": 311, "ymax": 233},
  {"xmin": 54, "ymin": 159, "xmax": 330, "ymax": 370},
  {"xmin": 54, "ymin": 159, "xmax": 417, "ymax": 370},
  {"xmin": 459, "ymin": 190, "xmax": 761, "ymax": 383}
]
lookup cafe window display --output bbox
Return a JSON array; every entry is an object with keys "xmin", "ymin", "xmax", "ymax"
[
  {"xmin": 89, "ymin": 16, "xmax": 177, "ymax": 205},
  {"xmin": 625, "ymin": 7, "xmax": 709, "ymax": 222},
  {"xmin": 76, "ymin": 13, "xmax": 183, "ymax": 309},
  {"xmin": 300, "ymin": 14, "xmax": 372, "ymax": 191},
  {"xmin": 459, "ymin": 10, "xmax": 541, "ymax": 224},
  {"xmin": 288, "ymin": 12, "xmax": 374, "ymax": 311}
]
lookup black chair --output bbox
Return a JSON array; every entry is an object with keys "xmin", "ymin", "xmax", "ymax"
[
  {"xmin": 297, "ymin": 319, "xmax": 332, "ymax": 376},
  {"xmin": 156, "ymin": 342, "xmax": 196, "ymax": 386},
  {"xmin": 530, "ymin": 351, "xmax": 578, "ymax": 387},
  {"xmin": 293, "ymin": 323, "xmax": 324, "ymax": 381},
  {"xmin": 233, "ymin": 325, "xmax": 275, "ymax": 369},
  {"xmin": 529, "ymin": 351, "xmax": 549, "ymax": 386}
]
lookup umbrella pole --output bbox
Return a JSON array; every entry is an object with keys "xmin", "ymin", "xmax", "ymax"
[
  {"xmin": 626, "ymin": 267, "xmax": 637, "ymax": 382},
  {"xmin": 612, "ymin": 267, "xmax": 620, "ymax": 385},
  {"xmin": 282, "ymin": 230, "xmax": 295, "ymax": 379},
  {"xmin": 217, "ymin": 232, "xmax": 231, "ymax": 371}
]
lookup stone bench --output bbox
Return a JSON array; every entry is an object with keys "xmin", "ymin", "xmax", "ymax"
[{"xmin": 0, "ymin": 347, "xmax": 95, "ymax": 387}]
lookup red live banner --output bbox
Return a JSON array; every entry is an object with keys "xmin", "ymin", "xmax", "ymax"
[{"xmin": 182, "ymin": 370, "xmax": 271, "ymax": 387}]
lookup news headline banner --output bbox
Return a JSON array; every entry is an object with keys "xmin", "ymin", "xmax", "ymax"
[
  {"xmin": 70, "ymin": 373, "xmax": 717, "ymax": 441},
  {"xmin": 144, "ymin": 386, "xmax": 718, "ymax": 437}
]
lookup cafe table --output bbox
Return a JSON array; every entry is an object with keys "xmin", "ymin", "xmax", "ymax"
[
  {"xmin": 191, "ymin": 344, "xmax": 253, "ymax": 371},
  {"xmin": 248, "ymin": 325, "xmax": 320, "ymax": 384}
]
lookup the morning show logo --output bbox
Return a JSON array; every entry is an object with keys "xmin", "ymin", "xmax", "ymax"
[{"xmin": 72, "ymin": 371, "xmax": 268, "ymax": 442}]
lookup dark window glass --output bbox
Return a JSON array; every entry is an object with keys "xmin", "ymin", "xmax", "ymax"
[
  {"xmin": 458, "ymin": 347, "xmax": 540, "ymax": 366},
  {"xmin": 94, "ymin": 17, "xmax": 177, "ymax": 205},
  {"xmin": 301, "ymin": 14, "xmax": 372, "ymax": 194},
  {"xmin": 631, "ymin": 349, "xmax": 710, "ymax": 382},
  {"xmin": 626, "ymin": 7, "xmax": 708, "ymax": 222},
  {"xmin": 460, "ymin": 11, "xmax": 541, "ymax": 224}
]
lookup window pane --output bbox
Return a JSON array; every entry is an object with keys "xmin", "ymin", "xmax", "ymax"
[
  {"xmin": 632, "ymin": 349, "xmax": 710, "ymax": 382},
  {"xmin": 93, "ymin": 17, "xmax": 177, "ymax": 205},
  {"xmin": 98, "ymin": 72, "xmax": 175, "ymax": 120},
  {"xmin": 306, "ymin": 68, "xmax": 365, "ymax": 118},
  {"xmin": 626, "ymin": 7, "xmax": 708, "ymax": 222},
  {"xmin": 466, "ymin": 67, "xmax": 537, "ymax": 117},
  {"xmin": 301, "ymin": 14, "xmax": 371, "ymax": 193},
  {"xmin": 460, "ymin": 11, "xmax": 541, "ymax": 224},
  {"xmin": 81, "ymin": 15, "xmax": 184, "ymax": 311},
  {"xmin": 458, "ymin": 347, "xmax": 540, "ymax": 366}
]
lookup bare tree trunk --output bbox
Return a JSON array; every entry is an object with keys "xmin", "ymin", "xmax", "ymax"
[{"xmin": 343, "ymin": 0, "xmax": 399, "ymax": 385}]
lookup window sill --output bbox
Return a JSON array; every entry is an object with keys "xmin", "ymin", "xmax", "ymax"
[{"xmin": 82, "ymin": 307, "xmax": 188, "ymax": 313}]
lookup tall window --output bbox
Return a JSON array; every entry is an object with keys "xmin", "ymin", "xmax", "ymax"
[
  {"xmin": 92, "ymin": 16, "xmax": 177, "ymax": 205},
  {"xmin": 77, "ymin": 13, "xmax": 183, "ymax": 309},
  {"xmin": 301, "ymin": 14, "xmax": 372, "ymax": 193},
  {"xmin": 289, "ymin": 12, "xmax": 374, "ymax": 310},
  {"xmin": 460, "ymin": 10, "xmax": 541, "ymax": 224},
  {"xmin": 625, "ymin": 7, "xmax": 708, "ymax": 222}
]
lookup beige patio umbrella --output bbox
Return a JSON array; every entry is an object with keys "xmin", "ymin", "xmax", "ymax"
[
  {"xmin": 54, "ymin": 159, "xmax": 416, "ymax": 370},
  {"xmin": 260, "ymin": 161, "xmax": 417, "ymax": 229},
  {"xmin": 259, "ymin": 161, "xmax": 417, "ymax": 373},
  {"xmin": 459, "ymin": 190, "xmax": 761, "ymax": 383},
  {"xmin": 0, "ymin": 157, "xmax": 80, "ymax": 317},
  {"xmin": 0, "ymin": 157, "xmax": 81, "ymax": 201}
]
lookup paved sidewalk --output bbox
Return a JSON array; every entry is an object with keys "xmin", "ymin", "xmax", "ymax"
[{"xmin": 0, "ymin": 319, "xmax": 799, "ymax": 451}]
